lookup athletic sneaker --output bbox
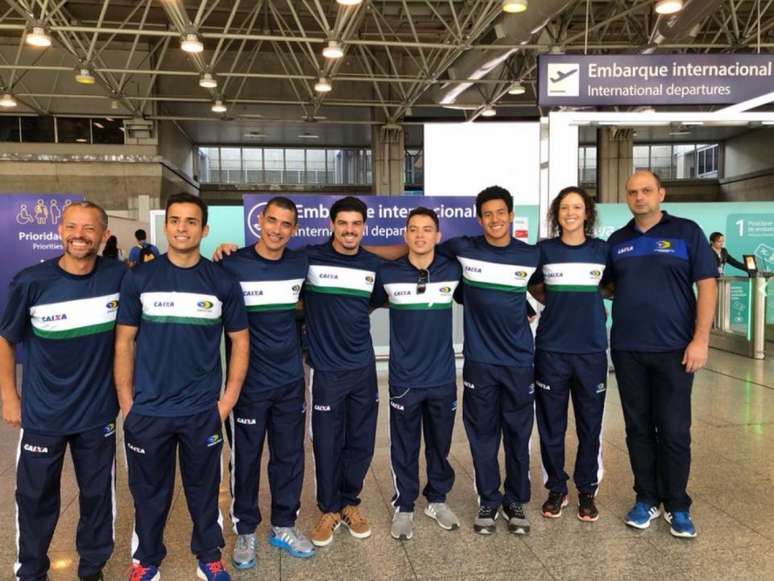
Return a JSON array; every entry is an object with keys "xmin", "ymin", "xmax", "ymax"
[
  {"xmin": 577, "ymin": 492, "xmax": 599, "ymax": 522},
  {"xmin": 269, "ymin": 526, "xmax": 316, "ymax": 558},
  {"xmin": 80, "ymin": 572, "xmax": 103, "ymax": 581},
  {"xmin": 310, "ymin": 512, "xmax": 341, "ymax": 547},
  {"xmin": 424, "ymin": 502, "xmax": 460, "ymax": 530},
  {"xmin": 391, "ymin": 511, "xmax": 414, "ymax": 540},
  {"xmin": 232, "ymin": 533, "xmax": 256, "ymax": 569},
  {"xmin": 502, "ymin": 501, "xmax": 530, "ymax": 534},
  {"xmin": 473, "ymin": 505, "xmax": 499, "ymax": 535},
  {"xmin": 541, "ymin": 491, "xmax": 569, "ymax": 518},
  {"xmin": 664, "ymin": 511, "xmax": 697, "ymax": 539},
  {"xmin": 196, "ymin": 560, "xmax": 230, "ymax": 581},
  {"xmin": 625, "ymin": 502, "xmax": 661, "ymax": 529},
  {"xmin": 128, "ymin": 563, "xmax": 159, "ymax": 581},
  {"xmin": 340, "ymin": 505, "xmax": 372, "ymax": 539}
]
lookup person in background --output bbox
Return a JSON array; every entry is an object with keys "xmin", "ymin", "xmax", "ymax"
[
  {"xmin": 102, "ymin": 235, "xmax": 124, "ymax": 261},
  {"xmin": 709, "ymin": 232, "xmax": 747, "ymax": 275},
  {"xmin": 127, "ymin": 229, "xmax": 160, "ymax": 266}
]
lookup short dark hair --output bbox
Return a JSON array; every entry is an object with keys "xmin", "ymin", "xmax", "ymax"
[
  {"xmin": 330, "ymin": 196, "xmax": 368, "ymax": 222},
  {"xmin": 165, "ymin": 192, "xmax": 208, "ymax": 226},
  {"xmin": 629, "ymin": 169, "xmax": 662, "ymax": 190},
  {"xmin": 475, "ymin": 186, "xmax": 513, "ymax": 217},
  {"xmin": 64, "ymin": 200, "xmax": 108, "ymax": 228},
  {"xmin": 264, "ymin": 196, "xmax": 298, "ymax": 224},
  {"xmin": 407, "ymin": 206, "xmax": 439, "ymax": 230},
  {"xmin": 548, "ymin": 186, "xmax": 597, "ymax": 237},
  {"xmin": 709, "ymin": 232, "xmax": 724, "ymax": 243},
  {"xmin": 134, "ymin": 229, "xmax": 147, "ymax": 241}
]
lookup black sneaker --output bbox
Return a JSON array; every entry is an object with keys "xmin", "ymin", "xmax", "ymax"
[
  {"xmin": 502, "ymin": 501, "xmax": 530, "ymax": 535},
  {"xmin": 473, "ymin": 505, "xmax": 499, "ymax": 535},
  {"xmin": 80, "ymin": 572, "xmax": 103, "ymax": 581},
  {"xmin": 577, "ymin": 492, "xmax": 599, "ymax": 522},
  {"xmin": 541, "ymin": 491, "xmax": 568, "ymax": 518}
]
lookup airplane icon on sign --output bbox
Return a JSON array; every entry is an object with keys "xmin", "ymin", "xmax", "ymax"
[{"xmin": 550, "ymin": 68, "xmax": 578, "ymax": 83}]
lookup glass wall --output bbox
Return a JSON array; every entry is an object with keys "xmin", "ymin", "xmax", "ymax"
[{"xmin": 0, "ymin": 116, "xmax": 123, "ymax": 144}]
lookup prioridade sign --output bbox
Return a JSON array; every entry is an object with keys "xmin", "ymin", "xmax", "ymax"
[{"xmin": 538, "ymin": 54, "xmax": 774, "ymax": 106}]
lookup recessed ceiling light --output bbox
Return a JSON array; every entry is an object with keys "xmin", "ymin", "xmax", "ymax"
[
  {"xmin": 181, "ymin": 33, "xmax": 204, "ymax": 53},
  {"xmin": 502, "ymin": 0, "xmax": 527, "ymax": 13},
  {"xmin": 507, "ymin": 81, "xmax": 526, "ymax": 95},
  {"xmin": 298, "ymin": 132, "xmax": 319, "ymax": 139},
  {"xmin": 0, "ymin": 93, "xmax": 17, "ymax": 108},
  {"xmin": 655, "ymin": 0, "xmax": 683, "ymax": 15},
  {"xmin": 75, "ymin": 68, "xmax": 95, "ymax": 84},
  {"xmin": 75, "ymin": 137, "xmax": 88, "ymax": 143},
  {"xmin": 481, "ymin": 105, "xmax": 496, "ymax": 117},
  {"xmin": 199, "ymin": 72, "xmax": 218, "ymax": 89},
  {"xmin": 322, "ymin": 40, "xmax": 344, "ymax": 59},
  {"xmin": 244, "ymin": 131, "xmax": 266, "ymax": 138},
  {"xmin": 211, "ymin": 99, "xmax": 227, "ymax": 113},
  {"xmin": 336, "ymin": 0, "xmax": 362, "ymax": 5},
  {"xmin": 26, "ymin": 25, "xmax": 51, "ymax": 48},
  {"xmin": 94, "ymin": 121, "xmax": 104, "ymax": 129},
  {"xmin": 314, "ymin": 77, "xmax": 332, "ymax": 93}
]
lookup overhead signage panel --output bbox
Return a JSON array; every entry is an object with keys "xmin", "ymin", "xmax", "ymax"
[{"xmin": 538, "ymin": 54, "xmax": 774, "ymax": 107}]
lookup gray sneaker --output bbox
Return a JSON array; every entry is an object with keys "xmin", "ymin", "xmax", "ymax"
[
  {"xmin": 424, "ymin": 502, "xmax": 460, "ymax": 531},
  {"xmin": 391, "ymin": 511, "xmax": 414, "ymax": 541},
  {"xmin": 474, "ymin": 505, "xmax": 499, "ymax": 535},
  {"xmin": 502, "ymin": 501, "xmax": 530, "ymax": 535},
  {"xmin": 232, "ymin": 533, "xmax": 256, "ymax": 569},
  {"xmin": 269, "ymin": 526, "xmax": 316, "ymax": 558}
]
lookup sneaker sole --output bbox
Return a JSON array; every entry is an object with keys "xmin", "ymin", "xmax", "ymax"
[
  {"xmin": 390, "ymin": 529, "xmax": 414, "ymax": 541},
  {"xmin": 342, "ymin": 521, "xmax": 372, "ymax": 539},
  {"xmin": 269, "ymin": 536, "xmax": 316, "ymax": 559},
  {"xmin": 625, "ymin": 509, "xmax": 661, "ymax": 530},
  {"xmin": 232, "ymin": 557, "xmax": 256, "ymax": 570},
  {"xmin": 541, "ymin": 497, "xmax": 569, "ymax": 519},
  {"xmin": 423, "ymin": 507, "xmax": 459, "ymax": 531},
  {"xmin": 310, "ymin": 522, "xmax": 340, "ymax": 547},
  {"xmin": 577, "ymin": 512, "xmax": 600, "ymax": 523},
  {"xmin": 138, "ymin": 574, "xmax": 160, "ymax": 581},
  {"xmin": 473, "ymin": 523, "xmax": 496, "ymax": 535},
  {"xmin": 196, "ymin": 568, "xmax": 222, "ymax": 580},
  {"xmin": 664, "ymin": 513, "xmax": 696, "ymax": 539}
]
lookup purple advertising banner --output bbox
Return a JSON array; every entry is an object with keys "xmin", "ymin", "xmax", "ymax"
[
  {"xmin": 0, "ymin": 194, "xmax": 83, "ymax": 314},
  {"xmin": 538, "ymin": 54, "xmax": 774, "ymax": 106},
  {"xmin": 243, "ymin": 194, "xmax": 533, "ymax": 248}
]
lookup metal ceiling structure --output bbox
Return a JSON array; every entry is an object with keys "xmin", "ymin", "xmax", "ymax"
[{"xmin": 0, "ymin": 0, "xmax": 771, "ymax": 144}]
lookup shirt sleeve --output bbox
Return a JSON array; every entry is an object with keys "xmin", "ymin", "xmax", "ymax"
[
  {"xmin": 529, "ymin": 243, "xmax": 546, "ymax": 286},
  {"xmin": 0, "ymin": 274, "xmax": 31, "ymax": 343},
  {"xmin": 221, "ymin": 274, "xmax": 248, "ymax": 333},
  {"xmin": 370, "ymin": 262, "xmax": 389, "ymax": 308},
  {"xmin": 127, "ymin": 246, "xmax": 139, "ymax": 263},
  {"xmin": 437, "ymin": 236, "xmax": 465, "ymax": 259},
  {"xmin": 689, "ymin": 224, "xmax": 720, "ymax": 282},
  {"xmin": 116, "ymin": 270, "xmax": 143, "ymax": 326}
]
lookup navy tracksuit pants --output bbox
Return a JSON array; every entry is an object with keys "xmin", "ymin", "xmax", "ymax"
[
  {"xmin": 124, "ymin": 407, "xmax": 224, "ymax": 566},
  {"xmin": 462, "ymin": 361, "xmax": 535, "ymax": 507},
  {"xmin": 310, "ymin": 364, "xmax": 378, "ymax": 513},
  {"xmin": 534, "ymin": 350, "xmax": 607, "ymax": 495},
  {"xmin": 388, "ymin": 383, "xmax": 457, "ymax": 513},
  {"xmin": 15, "ymin": 423, "xmax": 116, "ymax": 581},
  {"xmin": 611, "ymin": 350, "xmax": 694, "ymax": 512},
  {"xmin": 227, "ymin": 380, "xmax": 305, "ymax": 533}
]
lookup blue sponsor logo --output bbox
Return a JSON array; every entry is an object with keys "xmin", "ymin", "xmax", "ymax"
[
  {"xmin": 42, "ymin": 314, "xmax": 67, "ymax": 322},
  {"xmin": 206, "ymin": 434, "xmax": 222, "ymax": 447}
]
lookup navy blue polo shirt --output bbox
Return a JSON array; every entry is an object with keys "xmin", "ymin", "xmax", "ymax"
[
  {"xmin": 374, "ymin": 254, "xmax": 461, "ymax": 389},
  {"xmin": 605, "ymin": 212, "xmax": 717, "ymax": 352},
  {"xmin": 117, "ymin": 255, "xmax": 248, "ymax": 417},
  {"xmin": 0, "ymin": 257, "xmax": 125, "ymax": 435},
  {"xmin": 438, "ymin": 235, "xmax": 539, "ymax": 367},
  {"xmin": 302, "ymin": 242, "xmax": 386, "ymax": 372},
  {"xmin": 220, "ymin": 246, "xmax": 308, "ymax": 399},
  {"xmin": 532, "ymin": 237, "xmax": 610, "ymax": 354}
]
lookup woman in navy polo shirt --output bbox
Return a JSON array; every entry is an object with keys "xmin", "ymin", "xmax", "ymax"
[{"xmin": 528, "ymin": 186, "xmax": 609, "ymax": 523}]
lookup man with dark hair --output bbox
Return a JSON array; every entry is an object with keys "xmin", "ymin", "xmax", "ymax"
[
  {"xmin": 305, "ymin": 196, "xmax": 385, "ymax": 547},
  {"xmin": 1, "ymin": 201, "xmax": 125, "ymax": 581},
  {"xmin": 115, "ymin": 194, "xmax": 249, "ymax": 580},
  {"xmin": 374, "ymin": 207, "xmax": 462, "ymax": 541},
  {"xmin": 606, "ymin": 170, "xmax": 717, "ymax": 539},
  {"xmin": 128, "ymin": 228, "xmax": 159, "ymax": 266},
  {"xmin": 220, "ymin": 197, "xmax": 315, "ymax": 568},
  {"xmin": 437, "ymin": 185, "xmax": 539, "ymax": 536}
]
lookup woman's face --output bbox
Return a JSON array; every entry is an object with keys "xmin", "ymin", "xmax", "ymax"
[{"xmin": 558, "ymin": 192, "xmax": 587, "ymax": 236}]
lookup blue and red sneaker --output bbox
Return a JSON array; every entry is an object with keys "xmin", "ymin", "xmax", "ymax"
[
  {"xmin": 128, "ymin": 563, "xmax": 159, "ymax": 581},
  {"xmin": 196, "ymin": 560, "xmax": 231, "ymax": 581}
]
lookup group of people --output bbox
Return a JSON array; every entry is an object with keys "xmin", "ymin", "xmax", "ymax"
[
  {"xmin": 101, "ymin": 229, "xmax": 160, "ymax": 265},
  {"xmin": 0, "ymin": 168, "xmax": 718, "ymax": 581}
]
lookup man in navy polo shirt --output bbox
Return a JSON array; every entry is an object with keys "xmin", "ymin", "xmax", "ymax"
[
  {"xmin": 1, "ymin": 201, "xmax": 125, "ymax": 581},
  {"xmin": 605, "ymin": 170, "xmax": 717, "ymax": 539},
  {"xmin": 219, "ymin": 197, "xmax": 314, "ymax": 567},
  {"xmin": 374, "ymin": 207, "xmax": 462, "ymax": 541},
  {"xmin": 115, "ymin": 193, "xmax": 249, "ymax": 581}
]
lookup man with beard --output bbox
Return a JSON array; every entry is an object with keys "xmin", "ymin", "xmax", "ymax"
[{"xmin": 0, "ymin": 201, "xmax": 126, "ymax": 581}]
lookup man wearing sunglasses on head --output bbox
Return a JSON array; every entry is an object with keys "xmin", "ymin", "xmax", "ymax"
[{"xmin": 372, "ymin": 207, "xmax": 462, "ymax": 542}]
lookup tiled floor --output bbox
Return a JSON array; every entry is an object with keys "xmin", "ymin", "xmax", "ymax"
[{"xmin": 2, "ymin": 348, "xmax": 773, "ymax": 580}]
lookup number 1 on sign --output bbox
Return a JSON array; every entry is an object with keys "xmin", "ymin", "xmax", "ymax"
[{"xmin": 736, "ymin": 219, "xmax": 744, "ymax": 237}]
